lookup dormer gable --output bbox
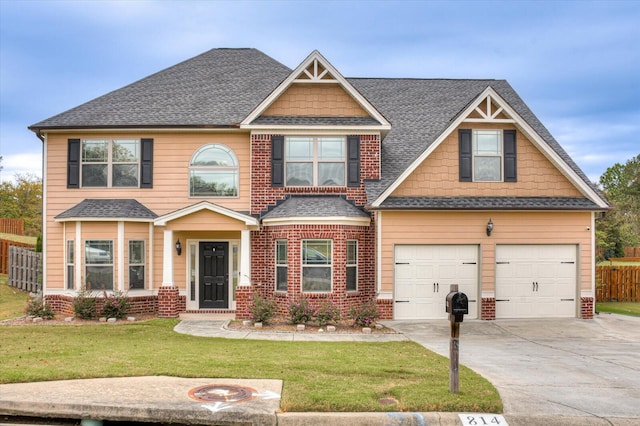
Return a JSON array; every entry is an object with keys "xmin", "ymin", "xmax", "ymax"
[
  {"xmin": 241, "ymin": 50, "xmax": 391, "ymax": 132},
  {"xmin": 371, "ymin": 86, "xmax": 608, "ymax": 209}
]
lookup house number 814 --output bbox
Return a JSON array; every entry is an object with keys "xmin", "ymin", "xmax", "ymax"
[{"xmin": 459, "ymin": 414, "xmax": 507, "ymax": 426}]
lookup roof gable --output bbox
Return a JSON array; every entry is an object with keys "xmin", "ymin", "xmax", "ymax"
[
  {"xmin": 154, "ymin": 201, "xmax": 258, "ymax": 227},
  {"xmin": 371, "ymin": 86, "xmax": 608, "ymax": 209},
  {"xmin": 241, "ymin": 50, "xmax": 390, "ymax": 131}
]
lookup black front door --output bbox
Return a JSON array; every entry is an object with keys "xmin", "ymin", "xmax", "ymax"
[{"xmin": 199, "ymin": 242, "xmax": 228, "ymax": 309}]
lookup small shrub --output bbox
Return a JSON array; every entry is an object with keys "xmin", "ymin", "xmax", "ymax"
[
  {"xmin": 315, "ymin": 300, "xmax": 340, "ymax": 326},
  {"xmin": 249, "ymin": 293, "xmax": 277, "ymax": 324},
  {"xmin": 349, "ymin": 299, "xmax": 380, "ymax": 327},
  {"xmin": 288, "ymin": 297, "xmax": 316, "ymax": 324},
  {"xmin": 74, "ymin": 287, "xmax": 97, "ymax": 319},
  {"xmin": 101, "ymin": 290, "xmax": 131, "ymax": 319},
  {"xmin": 24, "ymin": 292, "xmax": 54, "ymax": 319}
]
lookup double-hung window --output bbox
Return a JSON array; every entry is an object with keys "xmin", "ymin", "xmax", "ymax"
[
  {"xmin": 275, "ymin": 240, "xmax": 288, "ymax": 291},
  {"xmin": 346, "ymin": 240, "xmax": 358, "ymax": 291},
  {"xmin": 189, "ymin": 144, "xmax": 239, "ymax": 197},
  {"xmin": 85, "ymin": 240, "xmax": 114, "ymax": 290},
  {"xmin": 302, "ymin": 240, "xmax": 332, "ymax": 292},
  {"xmin": 128, "ymin": 240, "xmax": 145, "ymax": 290},
  {"xmin": 82, "ymin": 139, "xmax": 140, "ymax": 187},
  {"xmin": 473, "ymin": 130, "xmax": 502, "ymax": 182},
  {"xmin": 285, "ymin": 137, "xmax": 346, "ymax": 186}
]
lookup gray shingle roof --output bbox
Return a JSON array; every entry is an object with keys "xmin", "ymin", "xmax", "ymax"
[
  {"xmin": 30, "ymin": 49, "xmax": 291, "ymax": 129},
  {"xmin": 30, "ymin": 48, "xmax": 604, "ymax": 208},
  {"xmin": 262, "ymin": 195, "xmax": 369, "ymax": 219},
  {"xmin": 377, "ymin": 196, "xmax": 601, "ymax": 210},
  {"xmin": 55, "ymin": 199, "xmax": 157, "ymax": 220}
]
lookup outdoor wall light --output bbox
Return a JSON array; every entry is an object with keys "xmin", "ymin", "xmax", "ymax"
[
  {"xmin": 486, "ymin": 219, "xmax": 494, "ymax": 237},
  {"xmin": 175, "ymin": 239, "xmax": 182, "ymax": 256}
]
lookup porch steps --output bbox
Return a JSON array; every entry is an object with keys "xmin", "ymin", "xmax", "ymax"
[{"xmin": 179, "ymin": 310, "xmax": 236, "ymax": 320}]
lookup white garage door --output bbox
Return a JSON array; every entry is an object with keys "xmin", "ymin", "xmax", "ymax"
[
  {"xmin": 495, "ymin": 245, "xmax": 577, "ymax": 318},
  {"xmin": 394, "ymin": 245, "xmax": 478, "ymax": 320}
]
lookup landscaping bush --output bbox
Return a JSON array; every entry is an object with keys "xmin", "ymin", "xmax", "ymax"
[
  {"xmin": 315, "ymin": 300, "xmax": 340, "ymax": 326},
  {"xmin": 288, "ymin": 297, "xmax": 315, "ymax": 324},
  {"xmin": 73, "ymin": 287, "xmax": 97, "ymax": 319},
  {"xmin": 349, "ymin": 299, "xmax": 380, "ymax": 327},
  {"xmin": 24, "ymin": 292, "xmax": 54, "ymax": 319},
  {"xmin": 249, "ymin": 293, "xmax": 277, "ymax": 324},
  {"xmin": 101, "ymin": 290, "xmax": 131, "ymax": 319}
]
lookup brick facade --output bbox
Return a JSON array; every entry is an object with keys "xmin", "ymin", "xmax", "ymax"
[
  {"xmin": 158, "ymin": 286, "xmax": 182, "ymax": 318},
  {"xmin": 377, "ymin": 298, "xmax": 393, "ymax": 320},
  {"xmin": 45, "ymin": 294, "xmax": 158, "ymax": 317},
  {"xmin": 581, "ymin": 297, "xmax": 594, "ymax": 319},
  {"xmin": 481, "ymin": 297, "xmax": 496, "ymax": 320}
]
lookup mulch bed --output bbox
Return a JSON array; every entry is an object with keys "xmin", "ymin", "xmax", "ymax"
[{"xmin": 226, "ymin": 317, "xmax": 396, "ymax": 334}]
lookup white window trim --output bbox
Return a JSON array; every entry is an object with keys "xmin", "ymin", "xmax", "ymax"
[
  {"xmin": 84, "ymin": 239, "xmax": 114, "ymax": 291},
  {"xmin": 275, "ymin": 240, "xmax": 288, "ymax": 292},
  {"xmin": 285, "ymin": 136, "xmax": 347, "ymax": 187},
  {"xmin": 301, "ymin": 239, "xmax": 333, "ymax": 293},
  {"xmin": 80, "ymin": 139, "xmax": 141, "ymax": 188},
  {"xmin": 472, "ymin": 129, "xmax": 503, "ymax": 182},
  {"xmin": 66, "ymin": 240, "xmax": 74, "ymax": 290},
  {"xmin": 128, "ymin": 240, "xmax": 146, "ymax": 290},
  {"xmin": 346, "ymin": 239, "xmax": 358, "ymax": 292},
  {"xmin": 189, "ymin": 144, "xmax": 240, "ymax": 198}
]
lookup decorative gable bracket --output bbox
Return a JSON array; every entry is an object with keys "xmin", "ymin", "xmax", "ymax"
[{"xmin": 463, "ymin": 93, "xmax": 515, "ymax": 123}]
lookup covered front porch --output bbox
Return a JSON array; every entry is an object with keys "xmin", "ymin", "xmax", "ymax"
[{"xmin": 154, "ymin": 201, "xmax": 258, "ymax": 317}]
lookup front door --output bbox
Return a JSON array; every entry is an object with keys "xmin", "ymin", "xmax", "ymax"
[{"xmin": 199, "ymin": 242, "xmax": 228, "ymax": 309}]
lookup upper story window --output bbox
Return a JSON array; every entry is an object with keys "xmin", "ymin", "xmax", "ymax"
[
  {"xmin": 81, "ymin": 139, "xmax": 140, "ymax": 187},
  {"xmin": 459, "ymin": 129, "xmax": 517, "ymax": 183},
  {"xmin": 189, "ymin": 144, "xmax": 239, "ymax": 197},
  {"xmin": 473, "ymin": 130, "xmax": 502, "ymax": 182},
  {"xmin": 285, "ymin": 136, "xmax": 346, "ymax": 186}
]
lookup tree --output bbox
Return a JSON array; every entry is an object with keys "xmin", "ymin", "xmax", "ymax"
[
  {"xmin": 597, "ymin": 154, "xmax": 640, "ymax": 259},
  {"xmin": 0, "ymin": 173, "xmax": 42, "ymax": 236}
]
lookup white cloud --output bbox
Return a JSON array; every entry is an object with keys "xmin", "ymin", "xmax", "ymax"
[{"xmin": 0, "ymin": 152, "xmax": 42, "ymax": 183}]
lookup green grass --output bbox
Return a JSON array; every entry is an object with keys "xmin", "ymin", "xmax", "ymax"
[
  {"xmin": 596, "ymin": 302, "xmax": 640, "ymax": 317},
  {"xmin": 0, "ymin": 275, "xmax": 29, "ymax": 319},
  {"xmin": 0, "ymin": 319, "xmax": 501, "ymax": 413},
  {"xmin": 0, "ymin": 233, "xmax": 37, "ymax": 245}
]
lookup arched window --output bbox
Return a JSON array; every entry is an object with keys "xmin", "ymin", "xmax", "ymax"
[{"xmin": 189, "ymin": 144, "xmax": 238, "ymax": 197}]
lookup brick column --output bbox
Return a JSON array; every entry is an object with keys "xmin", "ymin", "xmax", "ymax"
[
  {"xmin": 235, "ymin": 285, "xmax": 253, "ymax": 320},
  {"xmin": 158, "ymin": 286, "xmax": 180, "ymax": 318},
  {"xmin": 481, "ymin": 297, "xmax": 496, "ymax": 320},
  {"xmin": 581, "ymin": 297, "xmax": 594, "ymax": 319},
  {"xmin": 377, "ymin": 298, "xmax": 393, "ymax": 320}
]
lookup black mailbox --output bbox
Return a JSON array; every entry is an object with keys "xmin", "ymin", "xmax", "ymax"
[{"xmin": 446, "ymin": 291, "xmax": 468, "ymax": 322}]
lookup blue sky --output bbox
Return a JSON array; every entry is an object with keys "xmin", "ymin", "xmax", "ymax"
[{"xmin": 1, "ymin": 0, "xmax": 638, "ymax": 183}]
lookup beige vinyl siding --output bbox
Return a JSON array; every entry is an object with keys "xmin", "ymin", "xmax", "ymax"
[
  {"xmin": 264, "ymin": 83, "xmax": 369, "ymax": 117},
  {"xmin": 45, "ymin": 131, "xmax": 252, "ymax": 293},
  {"xmin": 392, "ymin": 123, "xmax": 584, "ymax": 198},
  {"xmin": 379, "ymin": 211, "xmax": 592, "ymax": 295}
]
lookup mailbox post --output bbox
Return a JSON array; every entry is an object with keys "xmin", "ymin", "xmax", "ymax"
[{"xmin": 445, "ymin": 284, "xmax": 468, "ymax": 393}]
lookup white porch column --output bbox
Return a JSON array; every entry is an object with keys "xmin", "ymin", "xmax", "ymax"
[
  {"xmin": 162, "ymin": 229, "xmax": 175, "ymax": 286},
  {"xmin": 240, "ymin": 229, "xmax": 251, "ymax": 286}
]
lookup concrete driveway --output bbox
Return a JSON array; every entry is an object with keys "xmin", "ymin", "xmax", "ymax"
[{"xmin": 386, "ymin": 314, "xmax": 640, "ymax": 421}]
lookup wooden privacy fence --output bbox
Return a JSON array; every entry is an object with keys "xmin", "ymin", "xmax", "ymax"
[
  {"xmin": 0, "ymin": 218, "xmax": 24, "ymax": 235},
  {"xmin": 0, "ymin": 239, "xmax": 35, "ymax": 274},
  {"xmin": 596, "ymin": 265, "xmax": 640, "ymax": 302},
  {"xmin": 7, "ymin": 246, "xmax": 42, "ymax": 293}
]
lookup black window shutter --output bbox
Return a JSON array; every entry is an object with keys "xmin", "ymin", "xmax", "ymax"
[
  {"xmin": 140, "ymin": 138, "xmax": 154, "ymax": 188},
  {"xmin": 271, "ymin": 135, "xmax": 284, "ymax": 187},
  {"xmin": 347, "ymin": 135, "xmax": 360, "ymax": 187},
  {"xmin": 503, "ymin": 130, "xmax": 517, "ymax": 182},
  {"xmin": 459, "ymin": 129, "xmax": 472, "ymax": 182},
  {"xmin": 67, "ymin": 139, "xmax": 80, "ymax": 188}
]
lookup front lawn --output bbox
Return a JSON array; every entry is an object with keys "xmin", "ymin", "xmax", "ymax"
[
  {"xmin": 596, "ymin": 302, "xmax": 640, "ymax": 317},
  {"xmin": 0, "ymin": 275, "xmax": 29, "ymax": 320},
  {"xmin": 0, "ymin": 319, "xmax": 501, "ymax": 413}
]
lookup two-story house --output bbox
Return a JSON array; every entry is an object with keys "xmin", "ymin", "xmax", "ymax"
[{"xmin": 29, "ymin": 49, "xmax": 609, "ymax": 321}]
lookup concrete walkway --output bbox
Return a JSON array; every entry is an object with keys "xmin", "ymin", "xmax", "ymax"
[{"xmin": 1, "ymin": 315, "xmax": 639, "ymax": 425}]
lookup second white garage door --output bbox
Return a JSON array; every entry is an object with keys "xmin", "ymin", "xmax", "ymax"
[
  {"xmin": 394, "ymin": 245, "xmax": 478, "ymax": 320},
  {"xmin": 495, "ymin": 245, "xmax": 577, "ymax": 318}
]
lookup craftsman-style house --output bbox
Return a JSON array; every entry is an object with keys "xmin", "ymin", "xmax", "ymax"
[{"xmin": 29, "ymin": 49, "xmax": 609, "ymax": 320}]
